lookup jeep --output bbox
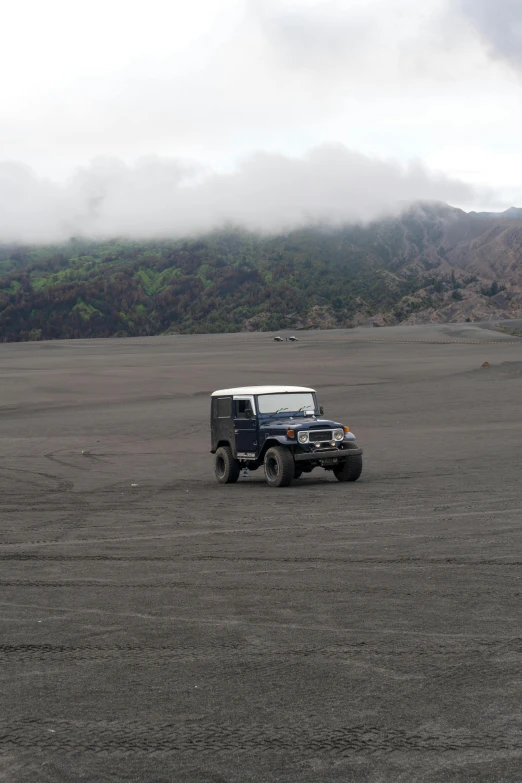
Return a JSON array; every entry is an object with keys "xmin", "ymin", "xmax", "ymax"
[{"xmin": 210, "ymin": 385, "xmax": 363, "ymax": 487}]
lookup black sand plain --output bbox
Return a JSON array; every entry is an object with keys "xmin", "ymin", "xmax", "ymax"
[{"xmin": 1, "ymin": 323, "xmax": 521, "ymax": 782}]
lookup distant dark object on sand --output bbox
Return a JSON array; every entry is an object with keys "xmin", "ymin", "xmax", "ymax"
[{"xmin": 479, "ymin": 361, "xmax": 522, "ymax": 378}]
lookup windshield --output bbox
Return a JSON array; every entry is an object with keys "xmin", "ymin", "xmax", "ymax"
[{"xmin": 257, "ymin": 392, "xmax": 315, "ymax": 414}]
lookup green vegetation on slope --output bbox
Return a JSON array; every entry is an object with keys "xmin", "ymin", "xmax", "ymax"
[
  {"xmin": 0, "ymin": 226, "xmax": 425, "ymax": 341},
  {"xmin": 3, "ymin": 203, "xmax": 515, "ymax": 342}
]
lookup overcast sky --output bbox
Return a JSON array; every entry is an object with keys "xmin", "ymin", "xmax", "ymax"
[{"xmin": 1, "ymin": 0, "xmax": 521, "ymax": 241}]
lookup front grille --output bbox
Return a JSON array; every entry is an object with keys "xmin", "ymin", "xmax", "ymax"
[{"xmin": 308, "ymin": 430, "xmax": 332, "ymax": 443}]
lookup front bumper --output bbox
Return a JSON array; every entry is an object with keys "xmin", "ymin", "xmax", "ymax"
[{"xmin": 294, "ymin": 447, "xmax": 363, "ymax": 462}]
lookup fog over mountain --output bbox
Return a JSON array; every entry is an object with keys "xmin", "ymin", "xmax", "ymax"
[
  {"xmin": 3, "ymin": 200, "xmax": 522, "ymax": 343},
  {"xmin": 0, "ymin": 146, "xmax": 484, "ymax": 244},
  {"xmin": 1, "ymin": 0, "xmax": 521, "ymax": 244}
]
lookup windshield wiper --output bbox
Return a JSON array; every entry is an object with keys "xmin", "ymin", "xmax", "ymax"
[{"xmin": 275, "ymin": 407, "xmax": 289, "ymax": 413}]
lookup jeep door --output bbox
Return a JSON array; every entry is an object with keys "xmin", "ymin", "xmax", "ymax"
[
  {"xmin": 233, "ymin": 396, "xmax": 257, "ymax": 457},
  {"xmin": 212, "ymin": 396, "xmax": 235, "ymax": 452}
]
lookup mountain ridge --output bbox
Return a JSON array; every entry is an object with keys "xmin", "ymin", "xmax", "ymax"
[{"xmin": 1, "ymin": 202, "xmax": 522, "ymax": 341}]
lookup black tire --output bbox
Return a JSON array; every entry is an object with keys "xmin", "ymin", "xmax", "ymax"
[
  {"xmin": 214, "ymin": 446, "xmax": 240, "ymax": 484},
  {"xmin": 264, "ymin": 446, "xmax": 295, "ymax": 488},
  {"xmin": 294, "ymin": 467, "xmax": 303, "ymax": 479},
  {"xmin": 333, "ymin": 454, "xmax": 363, "ymax": 482}
]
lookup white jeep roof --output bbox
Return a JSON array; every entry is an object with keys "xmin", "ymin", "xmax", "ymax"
[{"xmin": 211, "ymin": 385, "xmax": 315, "ymax": 397}]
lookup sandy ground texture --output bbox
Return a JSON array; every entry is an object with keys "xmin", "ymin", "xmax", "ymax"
[{"xmin": 1, "ymin": 323, "xmax": 521, "ymax": 782}]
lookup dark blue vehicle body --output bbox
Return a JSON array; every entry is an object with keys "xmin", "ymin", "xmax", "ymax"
[{"xmin": 210, "ymin": 386, "xmax": 362, "ymax": 474}]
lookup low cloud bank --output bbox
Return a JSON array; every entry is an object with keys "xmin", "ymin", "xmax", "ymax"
[{"xmin": 0, "ymin": 145, "xmax": 482, "ymax": 244}]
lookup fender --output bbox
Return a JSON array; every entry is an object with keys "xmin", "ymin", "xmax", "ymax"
[
  {"xmin": 259, "ymin": 435, "xmax": 293, "ymax": 459},
  {"xmin": 210, "ymin": 439, "xmax": 232, "ymax": 455}
]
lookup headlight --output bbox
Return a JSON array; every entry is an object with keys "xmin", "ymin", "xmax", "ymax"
[
  {"xmin": 298, "ymin": 431, "xmax": 309, "ymax": 444},
  {"xmin": 333, "ymin": 429, "xmax": 344, "ymax": 441}
]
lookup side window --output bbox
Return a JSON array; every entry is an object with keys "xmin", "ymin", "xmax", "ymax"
[
  {"xmin": 236, "ymin": 399, "xmax": 253, "ymax": 419},
  {"xmin": 217, "ymin": 397, "xmax": 232, "ymax": 418}
]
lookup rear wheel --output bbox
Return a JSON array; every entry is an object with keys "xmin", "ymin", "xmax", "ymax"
[
  {"xmin": 214, "ymin": 446, "xmax": 240, "ymax": 484},
  {"xmin": 264, "ymin": 446, "xmax": 295, "ymax": 488},
  {"xmin": 333, "ymin": 454, "xmax": 362, "ymax": 482}
]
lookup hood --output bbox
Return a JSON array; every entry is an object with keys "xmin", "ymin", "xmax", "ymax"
[{"xmin": 260, "ymin": 417, "xmax": 343, "ymax": 430}]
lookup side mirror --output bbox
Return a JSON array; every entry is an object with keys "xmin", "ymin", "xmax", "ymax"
[
  {"xmin": 319, "ymin": 406, "xmax": 324, "ymax": 415},
  {"xmin": 245, "ymin": 409, "xmax": 254, "ymax": 419}
]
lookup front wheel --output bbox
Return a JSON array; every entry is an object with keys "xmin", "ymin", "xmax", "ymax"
[
  {"xmin": 264, "ymin": 446, "xmax": 295, "ymax": 488},
  {"xmin": 333, "ymin": 455, "xmax": 363, "ymax": 482},
  {"xmin": 215, "ymin": 446, "xmax": 240, "ymax": 484}
]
